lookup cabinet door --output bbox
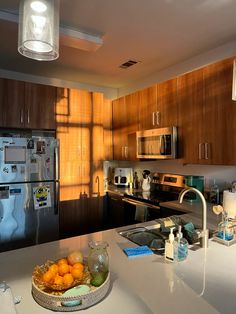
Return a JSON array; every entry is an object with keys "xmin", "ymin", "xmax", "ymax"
[
  {"xmin": 3, "ymin": 79, "xmax": 25, "ymax": 128},
  {"xmin": 0, "ymin": 79, "xmax": 4, "ymax": 126},
  {"xmin": 103, "ymin": 98, "xmax": 113, "ymax": 160},
  {"xmin": 157, "ymin": 78, "xmax": 178, "ymax": 127},
  {"xmin": 178, "ymin": 68, "xmax": 204, "ymax": 164},
  {"xmin": 112, "ymin": 97, "xmax": 128, "ymax": 160},
  {"xmin": 139, "ymin": 85, "xmax": 157, "ymax": 130},
  {"xmin": 203, "ymin": 57, "xmax": 235, "ymax": 165},
  {"xmin": 24, "ymin": 82, "xmax": 56, "ymax": 129},
  {"xmin": 125, "ymin": 92, "xmax": 139, "ymax": 160}
]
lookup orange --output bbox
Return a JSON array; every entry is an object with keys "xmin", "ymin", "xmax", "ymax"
[
  {"xmin": 48, "ymin": 264, "xmax": 59, "ymax": 275},
  {"xmin": 57, "ymin": 258, "xmax": 68, "ymax": 266},
  {"xmin": 68, "ymin": 265, "xmax": 73, "ymax": 273},
  {"xmin": 71, "ymin": 267, "xmax": 83, "ymax": 280},
  {"xmin": 54, "ymin": 274, "xmax": 64, "ymax": 285},
  {"xmin": 72, "ymin": 262, "xmax": 84, "ymax": 272},
  {"xmin": 42, "ymin": 271, "xmax": 54, "ymax": 283},
  {"xmin": 58, "ymin": 263, "xmax": 70, "ymax": 276},
  {"xmin": 63, "ymin": 273, "xmax": 74, "ymax": 286}
]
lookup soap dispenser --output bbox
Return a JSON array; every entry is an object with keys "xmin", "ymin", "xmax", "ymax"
[
  {"xmin": 165, "ymin": 227, "xmax": 175, "ymax": 261},
  {"xmin": 174, "ymin": 225, "xmax": 188, "ymax": 262}
]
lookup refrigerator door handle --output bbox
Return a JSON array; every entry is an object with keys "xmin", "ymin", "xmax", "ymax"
[
  {"xmin": 55, "ymin": 140, "xmax": 60, "ymax": 181},
  {"xmin": 55, "ymin": 181, "xmax": 60, "ymax": 215}
]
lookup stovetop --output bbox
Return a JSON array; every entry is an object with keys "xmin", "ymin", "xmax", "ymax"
[{"xmin": 124, "ymin": 189, "xmax": 181, "ymax": 205}]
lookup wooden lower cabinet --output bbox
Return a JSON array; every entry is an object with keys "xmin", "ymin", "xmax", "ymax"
[{"xmin": 59, "ymin": 196, "xmax": 105, "ymax": 239}]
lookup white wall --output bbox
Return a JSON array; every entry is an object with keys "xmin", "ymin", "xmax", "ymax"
[{"xmin": 117, "ymin": 39, "xmax": 236, "ymax": 98}]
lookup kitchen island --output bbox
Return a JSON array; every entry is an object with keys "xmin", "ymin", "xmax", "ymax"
[{"xmin": 0, "ymin": 207, "xmax": 235, "ymax": 314}]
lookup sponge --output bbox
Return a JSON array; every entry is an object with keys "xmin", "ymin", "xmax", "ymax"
[{"xmin": 123, "ymin": 246, "xmax": 153, "ymax": 258}]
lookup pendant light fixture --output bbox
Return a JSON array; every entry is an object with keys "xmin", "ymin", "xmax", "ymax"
[
  {"xmin": 18, "ymin": 0, "xmax": 60, "ymax": 61},
  {"xmin": 232, "ymin": 59, "xmax": 236, "ymax": 100}
]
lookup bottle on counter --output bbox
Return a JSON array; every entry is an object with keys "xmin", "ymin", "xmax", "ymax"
[
  {"xmin": 210, "ymin": 179, "xmax": 220, "ymax": 204},
  {"xmin": 173, "ymin": 225, "xmax": 188, "ymax": 262},
  {"xmin": 132, "ymin": 172, "xmax": 139, "ymax": 189},
  {"xmin": 165, "ymin": 227, "xmax": 175, "ymax": 261}
]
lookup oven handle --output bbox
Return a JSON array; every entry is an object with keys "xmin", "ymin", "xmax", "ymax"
[{"xmin": 122, "ymin": 197, "xmax": 160, "ymax": 210}]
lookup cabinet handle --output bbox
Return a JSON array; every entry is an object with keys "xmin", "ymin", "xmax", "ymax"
[
  {"xmin": 27, "ymin": 108, "xmax": 30, "ymax": 124},
  {"xmin": 156, "ymin": 111, "xmax": 160, "ymax": 125},
  {"xmin": 152, "ymin": 112, "xmax": 155, "ymax": 126},
  {"xmin": 125, "ymin": 146, "xmax": 128, "ymax": 159},
  {"xmin": 205, "ymin": 143, "xmax": 209, "ymax": 160},
  {"xmin": 20, "ymin": 109, "xmax": 24, "ymax": 124},
  {"xmin": 121, "ymin": 146, "xmax": 124, "ymax": 158},
  {"xmin": 198, "ymin": 143, "xmax": 203, "ymax": 159}
]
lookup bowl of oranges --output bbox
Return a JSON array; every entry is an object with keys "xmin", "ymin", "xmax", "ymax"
[{"xmin": 32, "ymin": 252, "xmax": 91, "ymax": 292}]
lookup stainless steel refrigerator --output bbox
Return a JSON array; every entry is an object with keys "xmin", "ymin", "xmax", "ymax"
[{"xmin": 0, "ymin": 133, "xmax": 59, "ymax": 252}]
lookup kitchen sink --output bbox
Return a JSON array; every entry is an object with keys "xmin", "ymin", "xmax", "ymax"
[{"xmin": 118, "ymin": 216, "xmax": 215, "ymax": 254}]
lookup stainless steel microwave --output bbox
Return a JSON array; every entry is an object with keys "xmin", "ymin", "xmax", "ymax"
[{"xmin": 136, "ymin": 126, "xmax": 177, "ymax": 159}]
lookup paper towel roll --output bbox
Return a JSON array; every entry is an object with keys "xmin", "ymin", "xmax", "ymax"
[{"xmin": 223, "ymin": 190, "xmax": 236, "ymax": 218}]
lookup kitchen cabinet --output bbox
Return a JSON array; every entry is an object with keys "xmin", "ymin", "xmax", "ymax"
[
  {"xmin": 105, "ymin": 192, "xmax": 125, "ymax": 228},
  {"xmin": 2, "ymin": 79, "xmax": 56, "ymax": 129},
  {"xmin": 112, "ymin": 94, "xmax": 139, "ymax": 160},
  {"xmin": 178, "ymin": 56, "xmax": 236, "ymax": 165},
  {"xmin": 0, "ymin": 78, "xmax": 4, "ymax": 126},
  {"xmin": 156, "ymin": 78, "xmax": 178, "ymax": 127},
  {"xmin": 203, "ymin": 57, "xmax": 235, "ymax": 165},
  {"xmin": 178, "ymin": 68, "xmax": 204, "ymax": 164},
  {"xmin": 139, "ymin": 85, "xmax": 157, "ymax": 130},
  {"xmin": 138, "ymin": 79, "xmax": 177, "ymax": 131}
]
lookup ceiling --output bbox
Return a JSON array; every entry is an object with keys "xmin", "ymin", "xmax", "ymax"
[{"xmin": 0, "ymin": 0, "xmax": 236, "ymax": 91}]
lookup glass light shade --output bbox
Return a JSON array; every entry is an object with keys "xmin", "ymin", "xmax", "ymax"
[
  {"xmin": 232, "ymin": 59, "xmax": 236, "ymax": 100},
  {"xmin": 18, "ymin": 0, "xmax": 60, "ymax": 61}
]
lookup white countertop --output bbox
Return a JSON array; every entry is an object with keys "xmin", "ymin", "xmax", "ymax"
[{"xmin": 0, "ymin": 208, "xmax": 235, "ymax": 314}]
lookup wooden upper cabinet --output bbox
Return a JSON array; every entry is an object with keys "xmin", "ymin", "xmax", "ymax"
[
  {"xmin": 2, "ymin": 79, "xmax": 56, "ymax": 129},
  {"xmin": 0, "ymin": 78, "xmax": 5, "ymax": 126},
  {"xmin": 139, "ymin": 85, "xmax": 157, "ymax": 130},
  {"xmin": 2, "ymin": 79, "xmax": 25, "ymax": 128},
  {"xmin": 203, "ymin": 57, "xmax": 236, "ymax": 165},
  {"xmin": 156, "ymin": 78, "xmax": 178, "ymax": 128},
  {"xmin": 178, "ymin": 68, "xmax": 204, "ymax": 164},
  {"xmin": 178, "ymin": 56, "xmax": 236, "ymax": 165},
  {"xmin": 24, "ymin": 82, "xmax": 56, "ymax": 129},
  {"xmin": 112, "ymin": 97, "xmax": 128, "ymax": 160}
]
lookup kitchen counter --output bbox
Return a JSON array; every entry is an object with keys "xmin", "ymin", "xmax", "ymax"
[{"xmin": 0, "ymin": 204, "xmax": 235, "ymax": 314}]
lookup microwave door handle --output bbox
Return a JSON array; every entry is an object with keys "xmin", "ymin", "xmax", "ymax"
[{"xmin": 160, "ymin": 135, "xmax": 165, "ymax": 155}]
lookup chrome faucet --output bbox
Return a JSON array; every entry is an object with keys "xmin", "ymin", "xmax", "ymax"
[{"xmin": 178, "ymin": 187, "xmax": 209, "ymax": 248}]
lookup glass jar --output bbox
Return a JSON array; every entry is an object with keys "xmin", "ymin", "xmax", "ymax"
[{"xmin": 87, "ymin": 241, "xmax": 109, "ymax": 287}]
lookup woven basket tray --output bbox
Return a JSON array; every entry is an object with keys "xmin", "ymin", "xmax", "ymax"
[{"xmin": 32, "ymin": 264, "xmax": 110, "ymax": 312}]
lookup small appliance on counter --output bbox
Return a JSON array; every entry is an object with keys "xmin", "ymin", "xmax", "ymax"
[
  {"xmin": 184, "ymin": 175, "xmax": 204, "ymax": 202},
  {"xmin": 114, "ymin": 168, "xmax": 133, "ymax": 187},
  {"xmin": 142, "ymin": 170, "xmax": 151, "ymax": 191}
]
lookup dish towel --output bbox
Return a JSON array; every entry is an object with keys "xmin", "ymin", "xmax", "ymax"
[
  {"xmin": 0, "ymin": 282, "xmax": 18, "ymax": 314},
  {"xmin": 135, "ymin": 205, "xmax": 147, "ymax": 222}
]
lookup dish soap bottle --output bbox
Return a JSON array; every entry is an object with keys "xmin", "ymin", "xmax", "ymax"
[
  {"xmin": 210, "ymin": 179, "xmax": 220, "ymax": 204},
  {"xmin": 174, "ymin": 225, "xmax": 188, "ymax": 262},
  {"xmin": 165, "ymin": 227, "xmax": 175, "ymax": 261}
]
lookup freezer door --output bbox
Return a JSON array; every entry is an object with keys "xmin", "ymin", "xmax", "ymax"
[
  {"xmin": 0, "ymin": 137, "xmax": 28, "ymax": 183},
  {"xmin": 0, "ymin": 182, "xmax": 59, "ymax": 252}
]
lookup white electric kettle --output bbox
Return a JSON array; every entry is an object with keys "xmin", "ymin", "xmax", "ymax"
[{"xmin": 142, "ymin": 170, "xmax": 151, "ymax": 191}]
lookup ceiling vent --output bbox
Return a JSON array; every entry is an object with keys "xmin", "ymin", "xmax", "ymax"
[{"xmin": 119, "ymin": 60, "xmax": 139, "ymax": 69}]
